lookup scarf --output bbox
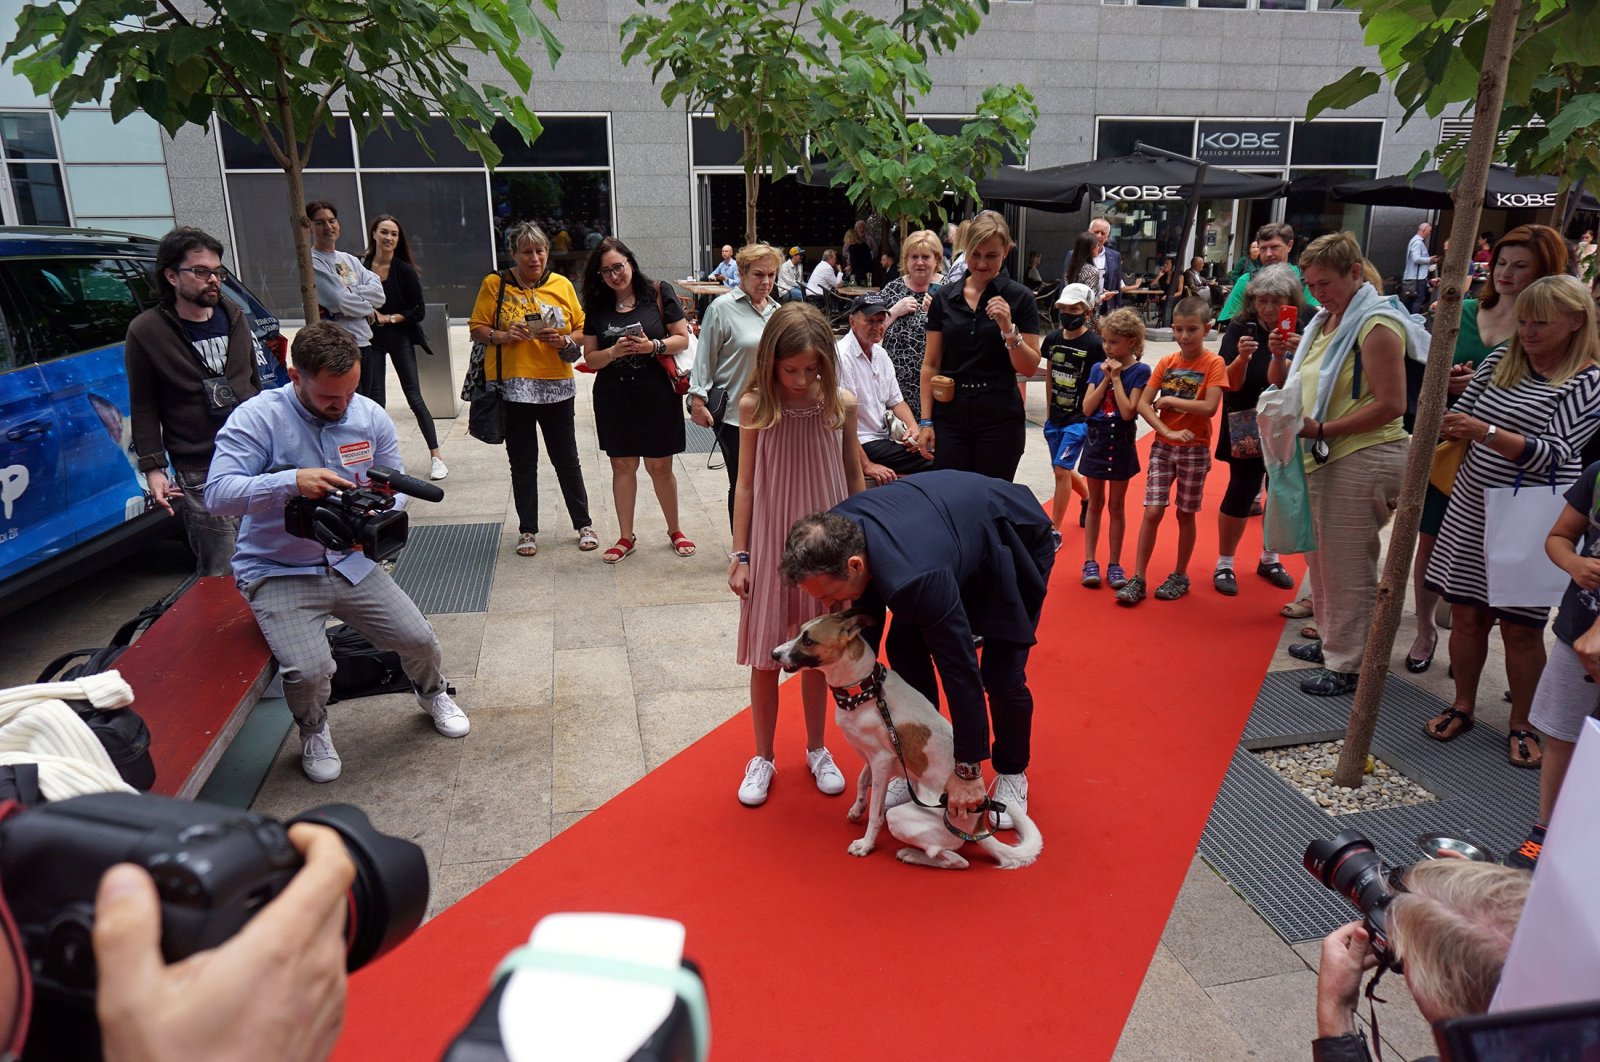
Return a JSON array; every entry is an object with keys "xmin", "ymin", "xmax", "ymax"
[{"xmin": 1284, "ymin": 282, "xmax": 1430, "ymax": 422}]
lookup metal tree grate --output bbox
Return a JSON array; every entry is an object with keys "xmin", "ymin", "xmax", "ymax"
[
  {"xmin": 1201, "ymin": 671, "xmax": 1540, "ymax": 943},
  {"xmin": 390, "ymin": 522, "xmax": 501, "ymax": 615}
]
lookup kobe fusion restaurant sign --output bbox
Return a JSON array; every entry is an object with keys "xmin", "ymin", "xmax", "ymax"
[{"xmin": 1196, "ymin": 121, "xmax": 1291, "ymax": 167}]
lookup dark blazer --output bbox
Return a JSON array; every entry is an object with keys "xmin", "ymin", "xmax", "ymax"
[
  {"xmin": 1102, "ymin": 245, "xmax": 1124, "ymax": 310},
  {"xmin": 367, "ymin": 257, "xmax": 430, "ymax": 350},
  {"xmin": 831, "ymin": 470, "xmax": 1055, "ymax": 757}
]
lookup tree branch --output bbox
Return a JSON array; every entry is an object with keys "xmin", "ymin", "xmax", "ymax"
[{"xmin": 155, "ymin": 0, "xmax": 287, "ymax": 168}]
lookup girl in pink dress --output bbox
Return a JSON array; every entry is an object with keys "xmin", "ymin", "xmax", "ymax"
[{"xmin": 729, "ymin": 303, "xmax": 866, "ymax": 806}]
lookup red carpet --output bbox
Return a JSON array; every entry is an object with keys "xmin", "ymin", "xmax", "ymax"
[{"xmin": 335, "ymin": 460, "xmax": 1300, "ymax": 1061}]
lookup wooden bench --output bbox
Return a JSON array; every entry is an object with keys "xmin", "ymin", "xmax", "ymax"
[{"xmin": 112, "ymin": 575, "xmax": 276, "ymax": 798}]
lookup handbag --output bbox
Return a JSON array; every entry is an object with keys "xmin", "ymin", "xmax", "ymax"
[
  {"xmin": 1256, "ymin": 384, "xmax": 1316, "ymax": 554},
  {"xmin": 1484, "ymin": 469, "xmax": 1570, "ymax": 608},
  {"xmin": 1429, "ymin": 437, "xmax": 1470, "ymax": 495},
  {"xmin": 463, "ymin": 272, "xmax": 509, "ymax": 445}
]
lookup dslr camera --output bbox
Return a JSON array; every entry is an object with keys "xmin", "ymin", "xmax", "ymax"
[
  {"xmin": 1304, "ymin": 829, "xmax": 1407, "ymax": 972},
  {"xmin": 1, "ymin": 792, "xmax": 428, "ymax": 1060},
  {"xmin": 285, "ymin": 464, "xmax": 443, "ymax": 563}
]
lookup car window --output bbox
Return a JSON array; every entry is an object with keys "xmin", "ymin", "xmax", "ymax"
[
  {"xmin": 0, "ymin": 258, "xmax": 147, "ymax": 363},
  {"xmin": 0, "ymin": 286, "xmax": 18, "ymax": 373}
]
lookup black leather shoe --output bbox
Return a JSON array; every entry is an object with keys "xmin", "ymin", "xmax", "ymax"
[
  {"xmin": 1213, "ymin": 567, "xmax": 1238, "ymax": 596},
  {"xmin": 1288, "ymin": 641, "xmax": 1324, "ymax": 664},
  {"xmin": 1257, "ymin": 560, "xmax": 1295, "ymax": 589}
]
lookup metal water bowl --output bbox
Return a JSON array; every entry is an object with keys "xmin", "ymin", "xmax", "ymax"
[{"xmin": 1416, "ymin": 833, "xmax": 1495, "ymax": 863}]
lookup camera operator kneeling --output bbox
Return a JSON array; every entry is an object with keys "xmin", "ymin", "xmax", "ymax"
[
  {"xmin": 207, "ymin": 321, "xmax": 470, "ymax": 783},
  {"xmin": 1313, "ymin": 860, "xmax": 1530, "ymax": 1062}
]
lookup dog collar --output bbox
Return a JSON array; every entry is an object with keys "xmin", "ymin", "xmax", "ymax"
[{"xmin": 828, "ymin": 661, "xmax": 886, "ymax": 712}]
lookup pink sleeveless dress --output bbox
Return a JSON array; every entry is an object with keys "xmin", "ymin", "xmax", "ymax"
[{"xmin": 736, "ymin": 403, "xmax": 848, "ymax": 669}]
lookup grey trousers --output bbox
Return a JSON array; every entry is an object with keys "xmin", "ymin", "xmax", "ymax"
[
  {"xmin": 242, "ymin": 568, "xmax": 444, "ymax": 734},
  {"xmin": 173, "ymin": 467, "xmax": 239, "ymax": 578}
]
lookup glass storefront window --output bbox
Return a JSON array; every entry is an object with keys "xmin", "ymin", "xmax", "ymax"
[
  {"xmin": 360, "ymin": 171, "xmax": 493, "ymax": 315},
  {"xmin": 65, "ymin": 164, "xmax": 173, "ymax": 218},
  {"xmin": 226, "ymin": 170, "xmax": 362, "ymax": 318},
  {"xmin": 0, "ymin": 111, "xmax": 54, "ymax": 160},
  {"xmin": 1292, "ymin": 121, "xmax": 1384, "ymax": 168},
  {"xmin": 359, "ymin": 118, "xmax": 484, "ymax": 170},
  {"xmin": 1096, "ymin": 119, "xmax": 1193, "ymax": 160},
  {"xmin": 57, "ymin": 110, "xmax": 166, "ymax": 164},
  {"xmin": 490, "ymin": 171, "xmax": 612, "ymax": 281},
  {"xmin": 1286, "ymin": 169, "xmax": 1373, "ymax": 251},
  {"xmin": 221, "ymin": 119, "xmax": 355, "ymax": 170},
  {"xmin": 7, "ymin": 161, "xmax": 67, "ymax": 225},
  {"xmin": 493, "ymin": 116, "xmax": 609, "ymax": 169}
]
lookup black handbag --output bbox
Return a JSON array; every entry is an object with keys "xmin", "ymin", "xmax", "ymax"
[{"xmin": 465, "ymin": 272, "xmax": 510, "ymax": 445}]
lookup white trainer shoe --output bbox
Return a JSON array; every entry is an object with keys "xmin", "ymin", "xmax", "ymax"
[
  {"xmin": 418, "ymin": 686, "xmax": 470, "ymax": 737},
  {"xmin": 991, "ymin": 772, "xmax": 1029, "ymax": 830},
  {"xmin": 885, "ymin": 776, "xmax": 912, "ymax": 808},
  {"xmin": 429, "ymin": 456, "xmax": 449, "ymax": 481},
  {"xmin": 301, "ymin": 722, "xmax": 342, "ymax": 783},
  {"xmin": 738, "ymin": 756, "xmax": 775, "ymax": 806},
  {"xmin": 807, "ymin": 747, "xmax": 846, "ymax": 796}
]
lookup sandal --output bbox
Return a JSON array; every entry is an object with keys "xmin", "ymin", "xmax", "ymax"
[
  {"xmin": 1507, "ymin": 729, "xmax": 1543, "ymax": 769},
  {"xmin": 1424, "ymin": 707, "xmax": 1475, "ymax": 742},
  {"xmin": 1301, "ymin": 624, "xmax": 1320, "ymax": 640},
  {"xmin": 515, "ymin": 533, "xmax": 538, "ymax": 557},
  {"xmin": 577, "ymin": 526, "xmax": 600, "ymax": 551},
  {"xmin": 602, "ymin": 535, "xmax": 636, "ymax": 564},
  {"xmin": 669, "ymin": 530, "xmax": 696, "ymax": 557},
  {"xmin": 1281, "ymin": 597, "xmax": 1314, "ymax": 619}
]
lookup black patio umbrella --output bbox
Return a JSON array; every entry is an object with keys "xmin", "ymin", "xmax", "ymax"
[
  {"xmin": 1329, "ymin": 165, "xmax": 1599, "ymax": 211},
  {"xmin": 975, "ymin": 151, "xmax": 1290, "ymax": 213}
]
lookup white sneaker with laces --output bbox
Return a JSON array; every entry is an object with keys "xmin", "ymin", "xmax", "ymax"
[
  {"xmin": 990, "ymin": 772, "xmax": 1029, "ymax": 830},
  {"xmin": 418, "ymin": 687, "xmax": 470, "ymax": 737},
  {"xmin": 885, "ymin": 775, "xmax": 912, "ymax": 808},
  {"xmin": 806, "ymin": 747, "xmax": 845, "ymax": 796},
  {"xmin": 301, "ymin": 722, "xmax": 342, "ymax": 783},
  {"xmin": 429, "ymin": 456, "xmax": 449, "ymax": 481},
  {"xmin": 738, "ymin": 756, "xmax": 775, "ymax": 806}
]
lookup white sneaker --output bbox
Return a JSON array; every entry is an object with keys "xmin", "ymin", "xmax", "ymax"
[
  {"xmin": 429, "ymin": 456, "xmax": 449, "ymax": 481},
  {"xmin": 418, "ymin": 686, "xmax": 470, "ymax": 737},
  {"xmin": 301, "ymin": 722, "xmax": 342, "ymax": 783},
  {"xmin": 991, "ymin": 772, "xmax": 1029, "ymax": 830},
  {"xmin": 807, "ymin": 747, "xmax": 845, "ymax": 796},
  {"xmin": 738, "ymin": 756, "xmax": 775, "ymax": 806},
  {"xmin": 885, "ymin": 776, "xmax": 912, "ymax": 808}
]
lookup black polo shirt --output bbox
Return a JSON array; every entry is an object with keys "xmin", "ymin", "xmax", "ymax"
[{"xmin": 926, "ymin": 276, "xmax": 1041, "ymax": 382}]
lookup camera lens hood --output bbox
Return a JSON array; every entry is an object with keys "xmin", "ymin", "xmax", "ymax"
[{"xmin": 290, "ymin": 805, "xmax": 428, "ymax": 970}]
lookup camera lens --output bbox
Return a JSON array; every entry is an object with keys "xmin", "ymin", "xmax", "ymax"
[
  {"xmin": 291, "ymin": 805, "xmax": 429, "ymax": 970},
  {"xmin": 1304, "ymin": 830, "xmax": 1401, "ymax": 966}
]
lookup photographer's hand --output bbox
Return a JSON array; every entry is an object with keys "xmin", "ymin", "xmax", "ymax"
[
  {"xmin": 1315, "ymin": 922, "xmax": 1377, "ymax": 1038},
  {"xmin": 94, "ymin": 823, "xmax": 355, "ymax": 1062},
  {"xmin": 296, "ymin": 468, "xmax": 355, "ymax": 500}
]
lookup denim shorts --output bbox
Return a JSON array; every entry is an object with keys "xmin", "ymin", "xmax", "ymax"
[{"xmin": 1042, "ymin": 421, "xmax": 1088, "ymax": 471}]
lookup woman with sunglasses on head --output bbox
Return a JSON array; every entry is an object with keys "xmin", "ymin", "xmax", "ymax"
[
  {"xmin": 1422, "ymin": 275, "xmax": 1600, "ymax": 768},
  {"xmin": 363, "ymin": 214, "xmax": 446, "ymax": 481},
  {"xmin": 579, "ymin": 237, "xmax": 695, "ymax": 563}
]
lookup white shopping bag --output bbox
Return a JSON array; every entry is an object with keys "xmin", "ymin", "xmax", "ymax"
[{"xmin": 1484, "ymin": 475, "xmax": 1570, "ymax": 608}]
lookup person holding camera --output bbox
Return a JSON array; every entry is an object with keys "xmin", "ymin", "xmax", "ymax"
[
  {"xmin": 206, "ymin": 322, "xmax": 469, "ymax": 783},
  {"xmin": 124, "ymin": 227, "xmax": 263, "ymax": 578},
  {"xmin": 1313, "ymin": 860, "xmax": 1529, "ymax": 1061}
]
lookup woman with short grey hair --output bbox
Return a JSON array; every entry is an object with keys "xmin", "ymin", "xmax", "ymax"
[{"xmin": 468, "ymin": 221, "xmax": 596, "ymax": 556}]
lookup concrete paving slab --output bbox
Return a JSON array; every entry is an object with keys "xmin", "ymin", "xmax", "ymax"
[
  {"xmin": 441, "ymin": 706, "xmax": 555, "ymax": 865},
  {"xmin": 635, "ymin": 686, "xmax": 748, "ymax": 771},
  {"xmin": 1206, "ymin": 968, "xmax": 1323, "ymax": 1061},
  {"xmin": 622, "ymin": 600, "xmax": 746, "ymax": 696},
  {"xmin": 1162, "ymin": 856, "xmax": 1306, "ymax": 987},
  {"xmin": 551, "ymin": 646, "xmax": 647, "ymax": 814},
  {"xmin": 1112, "ymin": 943, "xmax": 1258, "ymax": 1062},
  {"xmin": 427, "ymin": 858, "xmax": 519, "ymax": 922}
]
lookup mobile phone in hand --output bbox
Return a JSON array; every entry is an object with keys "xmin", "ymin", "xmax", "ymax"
[
  {"xmin": 621, "ymin": 322, "xmax": 646, "ymax": 339},
  {"xmin": 1277, "ymin": 305, "xmax": 1298, "ymax": 335}
]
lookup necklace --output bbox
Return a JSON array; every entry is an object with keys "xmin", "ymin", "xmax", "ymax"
[{"xmin": 617, "ymin": 296, "xmax": 636, "ymax": 311}]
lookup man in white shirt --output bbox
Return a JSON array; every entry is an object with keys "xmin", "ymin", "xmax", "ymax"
[
  {"xmin": 835, "ymin": 294, "xmax": 931, "ymax": 484},
  {"xmin": 805, "ymin": 249, "xmax": 842, "ymax": 299},
  {"xmin": 1403, "ymin": 221, "xmax": 1437, "ymax": 313},
  {"xmin": 777, "ymin": 245, "xmax": 806, "ymax": 302}
]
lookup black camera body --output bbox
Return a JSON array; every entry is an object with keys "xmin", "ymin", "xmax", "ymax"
[
  {"xmin": 1304, "ymin": 829, "xmax": 1406, "ymax": 971},
  {"xmin": 0, "ymin": 793, "xmax": 428, "ymax": 1060},
  {"xmin": 284, "ymin": 464, "xmax": 442, "ymax": 563}
]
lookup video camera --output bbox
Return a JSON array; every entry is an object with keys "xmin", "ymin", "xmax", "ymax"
[
  {"xmin": 1303, "ymin": 829, "xmax": 1407, "ymax": 972},
  {"xmin": 0, "ymin": 792, "xmax": 428, "ymax": 1060},
  {"xmin": 285, "ymin": 464, "xmax": 443, "ymax": 563}
]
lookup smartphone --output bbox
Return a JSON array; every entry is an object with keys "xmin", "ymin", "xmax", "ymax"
[
  {"xmin": 620, "ymin": 322, "xmax": 646, "ymax": 339},
  {"xmin": 1277, "ymin": 305, "xmax": 1298, "ymax": 335}
]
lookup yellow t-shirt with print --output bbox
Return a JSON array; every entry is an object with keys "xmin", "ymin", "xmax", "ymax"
[
  {"xmin": 467, "ymin": 271, "xmax": 585, "ymax": 381},
  {"xmin": 1298, "ymin": 316, "xmax": 1409, "ymax": 473}
]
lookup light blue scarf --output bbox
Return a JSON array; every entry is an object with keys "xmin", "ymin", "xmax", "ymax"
[{"xmin": 1284, "ymin": 281, "xmax": 1431, "ymax": 421}]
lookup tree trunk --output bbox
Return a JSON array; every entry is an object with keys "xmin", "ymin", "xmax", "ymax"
[
  {"xmin": 1333, "ymin": 0, "xmax": 1523, "ymax": 787},
  {"xmin": 742, "ymin": 123, "xmax": 760, "ymax": 246},
  {"xmin": 274, "ymin": 84, "xmax": 319, "ymax": 324}
]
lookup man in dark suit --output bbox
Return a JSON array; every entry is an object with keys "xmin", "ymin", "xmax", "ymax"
[
  {"xmin": 781, "ymin": 470, "xmax": 1056, "ymax": 826},
  {"xmin": 1059, "ymin": 216, "xmax": 1124, "ymax": 312}
]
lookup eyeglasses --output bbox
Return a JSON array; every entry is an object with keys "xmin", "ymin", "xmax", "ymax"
[
  {"xmin": 599, "ymin": 263, "xmax": 629, "ymax": 279},
  {"xmin": 176, "ymin": 266, "xmax": 231, "ymax": 282}
]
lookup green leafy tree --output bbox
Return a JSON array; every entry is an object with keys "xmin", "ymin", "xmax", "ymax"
[{"xmin": 5, "ymin": 0, "xmax": 563, "ymax": 322}]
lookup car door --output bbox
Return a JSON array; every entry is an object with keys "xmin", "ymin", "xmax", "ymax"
[{"xmin": 0, "ymin": 275, "xmax": 68, "ymax": 583}]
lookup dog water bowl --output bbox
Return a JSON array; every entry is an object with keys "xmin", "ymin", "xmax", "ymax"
[{"xmin": 1416, "ymin": 833, "xmax": 1495, "ymax": 862}]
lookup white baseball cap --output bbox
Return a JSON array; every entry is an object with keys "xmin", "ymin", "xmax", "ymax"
[{"xmin": 1056, "ymin": 282, "xmax": 1095, "ymax": 309}]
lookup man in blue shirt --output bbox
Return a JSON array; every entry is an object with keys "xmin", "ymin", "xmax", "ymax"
[
  {"xmin": 207, "ymin": 322, "xmax": 469, "ymax": 783},
  {"xmin": 1402, "ymin": 221, "xmax": 1437, "ymax": 314},
  {"xmin": 709, "ymin": 243, "xmax": 741, "ymax": 287}
]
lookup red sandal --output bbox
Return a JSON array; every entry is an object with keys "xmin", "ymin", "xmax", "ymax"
[
  {"xmin": 669, "ymin": 530, "xmax": 696, "ymax": 557},
  {"xmin": 602, "ymin": 535, "xmax": 636, "ymax": 564}
]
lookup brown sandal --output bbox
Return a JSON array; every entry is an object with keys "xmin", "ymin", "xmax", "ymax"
[
  {"xmin": 1508, "ymin": 729, "xmax": 1542, "ymax": 769},
  {"xmin": 669, "ymin": 530, "xmax": 696, "ymax": 557}
]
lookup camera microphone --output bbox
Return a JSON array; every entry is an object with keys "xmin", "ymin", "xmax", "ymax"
[{"xmin": 368, "ymin": 466, "xmax": 444, "ymax": 503}]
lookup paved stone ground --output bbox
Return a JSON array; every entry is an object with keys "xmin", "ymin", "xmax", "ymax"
[{"xmin": 1, "ymin": 326, "xmax": 1524, "ymax": 1060}]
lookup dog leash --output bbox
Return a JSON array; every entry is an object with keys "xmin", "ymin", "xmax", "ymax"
[{"xmin": 828, "ymin": 663, "xmax": 1006, "ymax": 843}]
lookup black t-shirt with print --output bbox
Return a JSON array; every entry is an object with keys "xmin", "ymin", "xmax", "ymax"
[
  {"xmin": 1554, "ymin": 459, "xmax": 1600, "ymax": 646},
  {"xmin": 180, "ymin": 311, "xmax": 232, "ymax": 376},
  {"xmin": 1041, "ymin": 328, "xmax": 1103, "ymax": 427},
  {"xmin": 582, "ymin": 280, "xmax": 685, "ymax": 346}
]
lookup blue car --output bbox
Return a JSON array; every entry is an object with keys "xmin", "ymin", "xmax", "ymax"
[{"xmin": 0, "ymin": 227, "xmax": 287, "ymax": 612}]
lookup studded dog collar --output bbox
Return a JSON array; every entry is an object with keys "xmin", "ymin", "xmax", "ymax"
[{"xmin": 828, "ymin": 661, "xmax": 887, "ymax": 712}]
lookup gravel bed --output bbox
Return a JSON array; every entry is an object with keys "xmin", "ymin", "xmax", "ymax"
[{"xmin": 1253, "ymin": 740, "xmax": 1438, "ymax": 816}]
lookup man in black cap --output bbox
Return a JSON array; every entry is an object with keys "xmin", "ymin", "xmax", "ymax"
[{"xmin": 836, "ymin": 294, "xmax": 932, "ymax": 484}]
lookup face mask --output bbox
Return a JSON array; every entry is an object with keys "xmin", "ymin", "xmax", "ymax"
[{"xmin": 1061, "ymin": 313, "xmax": 1087, "ymax": 330}]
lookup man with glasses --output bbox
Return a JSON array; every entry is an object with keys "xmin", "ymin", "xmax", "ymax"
[
  {"xmin": 1216, "ymin": 221, "xmax": 1320, "ymax": 327},
  {"xmin": 305, "ymin": 200, "xmax": 386, "ymax": 400},
  {"xmin": 124, "ymin": 227, "xmax": 265, "ymax": 576}
]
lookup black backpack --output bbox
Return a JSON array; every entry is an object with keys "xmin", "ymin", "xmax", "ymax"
[{"xmin": 327, "ymin": 624, "xmax": 414, "ymax": 703}]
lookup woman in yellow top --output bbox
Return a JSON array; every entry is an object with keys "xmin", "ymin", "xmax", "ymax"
[
  {"xmin": 469, "ymin": 221, "xmax": 597, "ymax": 557},
  {"xmin": 1266, "ymin": 231, "xmax": 1419, "ymax": 697}
]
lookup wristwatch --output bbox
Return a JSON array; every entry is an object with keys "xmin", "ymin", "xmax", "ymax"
[
  {"xmin": 1482, "ymin": 424, "xmax": 1498, "ymax": 445},
  {"xmin": 953, "ymin": 762, "xmax": 982, "ymax": 781}
]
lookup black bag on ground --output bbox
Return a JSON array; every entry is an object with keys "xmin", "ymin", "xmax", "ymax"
[{"xmin": 327, "ymin": 624, "xmax": 413, "ymax": 703}]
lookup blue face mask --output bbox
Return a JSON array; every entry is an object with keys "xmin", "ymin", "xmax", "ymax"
[{"xmin": 1061, "ymin": 313, "xmax": 1087, "ymax": 330}]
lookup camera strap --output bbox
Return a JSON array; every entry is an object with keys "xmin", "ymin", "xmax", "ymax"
[
  {"xmin": 1363, "ymin": 967, "xmax": 1391, "ymax": 1062},
  {"xmin": 0, "ymin": 800, "xmax": 34, "ymax": 1060}
]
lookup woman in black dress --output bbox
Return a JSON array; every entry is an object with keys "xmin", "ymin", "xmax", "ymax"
[
  {"xmin": 580, "ymin": 237, "xmax": 695, "ymax": 562},
  {"xmin": 363, "ymin": 214, "xmax": 446, "ymax": 480}
]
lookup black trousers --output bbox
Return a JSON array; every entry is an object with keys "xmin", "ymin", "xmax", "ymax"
[
  {"xmin": 863, "ymin": 438, "xmax": 933, "ymax": 475},
  {"xmin": 355, "ymin": 344, "xmax": 379, "ymax": 402},
  {"xmin": 885, "ymin": 621, "xmax": 1035, "ymax": 776},
  {"xmin": 715, "ymin": 420, "xmax": 742, "ymax": 528},
  {"xmin": 368, "ymin": 330, "xmax": 439, "ymax": 450},
  {"xmin": 503, "ymin": 398, "xmax": 590, "ymax": 536},
  {"xmin": 931, "ymin": 387, "xmax": 1026, "ymax": 482}
]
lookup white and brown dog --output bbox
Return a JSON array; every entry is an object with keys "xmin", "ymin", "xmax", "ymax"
[{"xmin": 772, "ymin": 611, "xmax": 1041, "ymax": 870}]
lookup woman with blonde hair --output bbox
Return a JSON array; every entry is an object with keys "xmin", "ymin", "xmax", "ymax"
[
  {"xmin": 727, "ymin": 302, "xmax": 865, "ymax": 805},
  {"xmin": 880, "ymin": 228, "xmax": 944, "ymax": 412},
  {"xmin": 943, "ymin": 218, "xmax": 972, "ymax": 284},
  {"xmin": 1423, "ymin": 274, "xmax": 1600, "ymax": 766}
]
